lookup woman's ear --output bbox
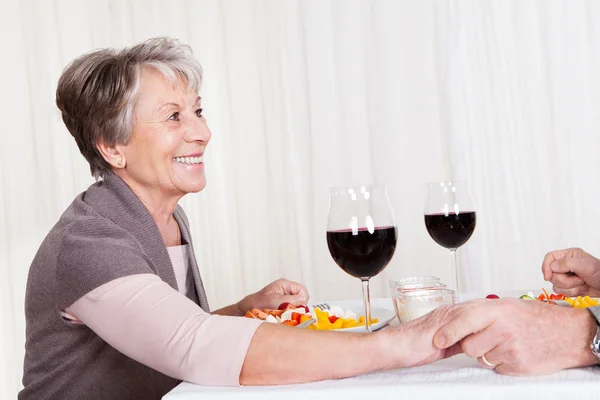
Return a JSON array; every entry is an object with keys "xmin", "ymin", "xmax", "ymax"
[{"xmin": 97, "ymin": 142, "xmax": 127, "ymax": 168}]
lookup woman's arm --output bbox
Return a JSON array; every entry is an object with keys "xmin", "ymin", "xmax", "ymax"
[
  {"xmin": 240, "ymin": 323, "xmax": 383, "ymax": 384},
  {"xmin": 239, "ymin": 305, "xmax": 462, "ymax": 385},
  {"xmin": 68, "ymin": 274, "xmax": 461, "ymax": 386},
  {"xmin": 67, "ymin": 274, "xmax": 262, "ymax": 386}
]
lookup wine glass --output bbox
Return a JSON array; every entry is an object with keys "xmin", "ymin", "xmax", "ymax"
[
  {"xmin": 326, "ymin": 184, "xmax": 398, "ymax": 332},
  {"xmin": 424, "ymin": 181, "xmax": 476, "ymax": 293}
]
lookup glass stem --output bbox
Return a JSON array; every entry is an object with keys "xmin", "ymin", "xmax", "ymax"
[
  {"xmin": 450, "ymin": 249, "xmax": 459, "ymax": 293},
  {"xmin": 361, "ymin": 278, "xmax": 372, "ymax": 333}
]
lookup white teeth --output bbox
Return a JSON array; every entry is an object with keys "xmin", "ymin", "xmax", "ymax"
[{"xmin": 173, "ymin": 156, "xmax": 203, "ymax": 165}]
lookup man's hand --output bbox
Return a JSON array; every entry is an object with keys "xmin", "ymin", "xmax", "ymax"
[
  {"xmin": 379, "ymin": 305, "xmax": 464, "ymax": 369},
  {"xmin": 433, "ymin": 298, "xmax": 597, "ymax": 375},
  {"xmin": 542, "ymin": 248, "xmax": 600, "ymax": 297}
]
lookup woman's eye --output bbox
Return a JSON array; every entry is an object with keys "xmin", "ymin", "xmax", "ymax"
[
  {"xmin": 195, "ymin": 108, "xmax": 204, "ymax": 118},
  {"xmin": 168, "ymin": 112, "xmax": 180, "ymax": 121}
]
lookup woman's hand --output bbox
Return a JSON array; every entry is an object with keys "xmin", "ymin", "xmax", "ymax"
[
  {"xmin": 238, "ymin": 279, "xmax": 309, "ymax": 313},
  {"xmin": 378, "ymin": 305, "xmax": 463, "ymax": 370}
]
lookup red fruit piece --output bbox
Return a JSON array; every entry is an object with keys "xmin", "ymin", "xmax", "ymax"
[
  {"xmin": 298, "ymin": 305, "xmax": 309, "ymax": 313},
  {"xmin": 291, "ymin": 312, "xmax": 303, "ymax": 324},
  {"xmin": 486, "ymin": 294, "xmax": 500, "ymax": 299},
  {"xmin": 277, "ymin": 302, "xmax": 291, "ymax": 311}
]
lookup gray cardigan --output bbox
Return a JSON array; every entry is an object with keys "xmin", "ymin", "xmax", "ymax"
[{"xmin": 20, "ymin": 172, "xmax": 209, "ymax": 400}]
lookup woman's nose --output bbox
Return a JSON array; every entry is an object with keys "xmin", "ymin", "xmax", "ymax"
[{"xmin": 185, "ymin": 116, "xmax": 211, "ymax": 143}]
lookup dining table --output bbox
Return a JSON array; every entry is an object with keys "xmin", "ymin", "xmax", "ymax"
[{"xmin": 163, "ymin": 293, "xmax": 600, "ymax": 400}]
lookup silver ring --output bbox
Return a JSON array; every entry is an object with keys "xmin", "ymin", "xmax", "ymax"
[{"xmin": 480, "ymin": 354, "xmax": 497, "ymax": 368}]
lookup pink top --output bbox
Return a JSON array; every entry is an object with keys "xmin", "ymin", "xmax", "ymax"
[
  {"xmin": 167, "ymin": 244, "xmax": 196, "ymax": 300},
  {"xmin": 62, "ymin": 245, "xmax": 262, "ymax": 386}
]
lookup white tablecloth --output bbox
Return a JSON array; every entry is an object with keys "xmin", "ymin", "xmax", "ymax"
[{"xmin": 163, "ymin": 295, "xmax": 600, "ymax": 400}]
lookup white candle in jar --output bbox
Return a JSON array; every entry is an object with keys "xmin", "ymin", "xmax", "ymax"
[{"xmin": 397, "ymin": 304, "xmax": 440, "ymax": 322}]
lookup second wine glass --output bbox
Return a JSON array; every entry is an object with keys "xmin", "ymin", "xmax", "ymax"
[
  {"xmin": 424, "ymin": 181, "xmax": 476, "ymax": 293},
  {"xmin": 326, "ymin": 184, "xmax": 398, "ymax": 332}
]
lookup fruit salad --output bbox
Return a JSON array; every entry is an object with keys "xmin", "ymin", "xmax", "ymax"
[
  {"xmin": 244, "ymin": 302, "xmax": 378, "ymax": 330},
  {"xmin": 517, "ymin": 288, "xmax": 599, "ymax": 308}
]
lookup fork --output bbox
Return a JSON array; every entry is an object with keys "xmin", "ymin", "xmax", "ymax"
[
  {"xmin": 312, "ymin": 303, "xmax": 331, "ymax": 310},
  {"xmin": 296, "ymin": 318, "xmax": 317, "ymax": 329},
  {"xmin": 294, "ymin": 304, "xmax": 329, "ymax": 329}
]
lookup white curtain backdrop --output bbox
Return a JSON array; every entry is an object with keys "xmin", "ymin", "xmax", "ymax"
[{"xmin": 2, "ymin": 0, "xmax": 600, "ymax": 397}]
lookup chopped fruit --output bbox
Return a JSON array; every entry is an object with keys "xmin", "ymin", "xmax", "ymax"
[
  {"xmin": 542, "ymin": 288, "xmax": 551, "ymax": 300},
  {"xmin": 264, "ymin": 309, "xmax": 284, "ymax": 317},
  {"xmin": 486, "ymin": 294, "xmax": 500, "ymax": 299},
  {"xmin": 282, "ymin": 304, "xmax": 297, "ymax": 312},
  {"xmin": 357, "ymin": 315, "xmax": 379, "ymax": 324},
  {"xmin": 526, "ymin": 290, "xmax": 567, "ymax": 302},
  {"xmin": 565, "ymin": 296, "xmax": 599, "ymax": 308},
  {"xmin": 297, "ymin": 305, "xmax": 310, "ymax": 313},
  {"xmin": 521, "ymin": 290, "xmax": 597, "ymax": 308},
  {"xmin": 246, "ymin": 304, "xmax": 379, "ymax": 330},
  {"xmin": 331, "ymin": 318, "xmax": 344, "ymax": 329},
  {"xmin": 342, "ymin": 318, "xmax": 358, "ymax": 329},
  {"xmin": 314, "ymin": 307, "xmax": 329, "ymax": 322},
  {"xmin": 291, "ymin": 312, "xmax": 303, "ymax": 324},
  {"xmin": 250, "ymin": 308, "xmax": 269, "ymax": 319}
]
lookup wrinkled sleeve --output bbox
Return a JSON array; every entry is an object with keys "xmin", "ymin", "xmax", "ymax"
[{"xmin": 66, "ymin": 274, "xmax": 263, "ymax": 386}]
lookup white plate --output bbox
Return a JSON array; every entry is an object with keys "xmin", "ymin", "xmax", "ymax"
[{"xmin": 309, "ymin": 300, "xmax": 396, "ymax": 333}]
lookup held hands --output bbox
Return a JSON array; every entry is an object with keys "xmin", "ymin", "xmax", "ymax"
[
  {"xmin": 424, "ymin": 247, "xmax": 600, "ymax": 375},
  {"xmin": 381, "ymin": 306, "xmax": 463, "ymax": 369},
  {"xmin": 542, "ymin": 248, "xmax": 600, "ymax": 297},
  {"xmin": 238, "ymin": 279, "xmax": 309, "ymax": 313},
  {"xmin": 433, "ymin": 298, "xmax": 597, "ymax": 375}
]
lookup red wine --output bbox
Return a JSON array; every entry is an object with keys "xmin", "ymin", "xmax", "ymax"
[
  {"xmin": 424, "ymin": 211, "xmax": 476, "ymax": 249},
  {"xmin": 326, "ymin": 227, "xmax": 397, "ymax": 279}
]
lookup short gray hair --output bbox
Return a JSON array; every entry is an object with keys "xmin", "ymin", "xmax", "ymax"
[{"xmin": 56, "ymin": 37, "xmax": 203, "ymax": 179}]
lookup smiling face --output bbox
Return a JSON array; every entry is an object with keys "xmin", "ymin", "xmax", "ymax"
[{"xmin": 116, "ymin": 69, "xmax": 211, "ymax": 199}]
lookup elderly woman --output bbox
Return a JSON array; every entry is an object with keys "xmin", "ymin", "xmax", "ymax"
[{"xmin": 20, "ymin": 37, "xmax": 461, "ymax": 400}]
